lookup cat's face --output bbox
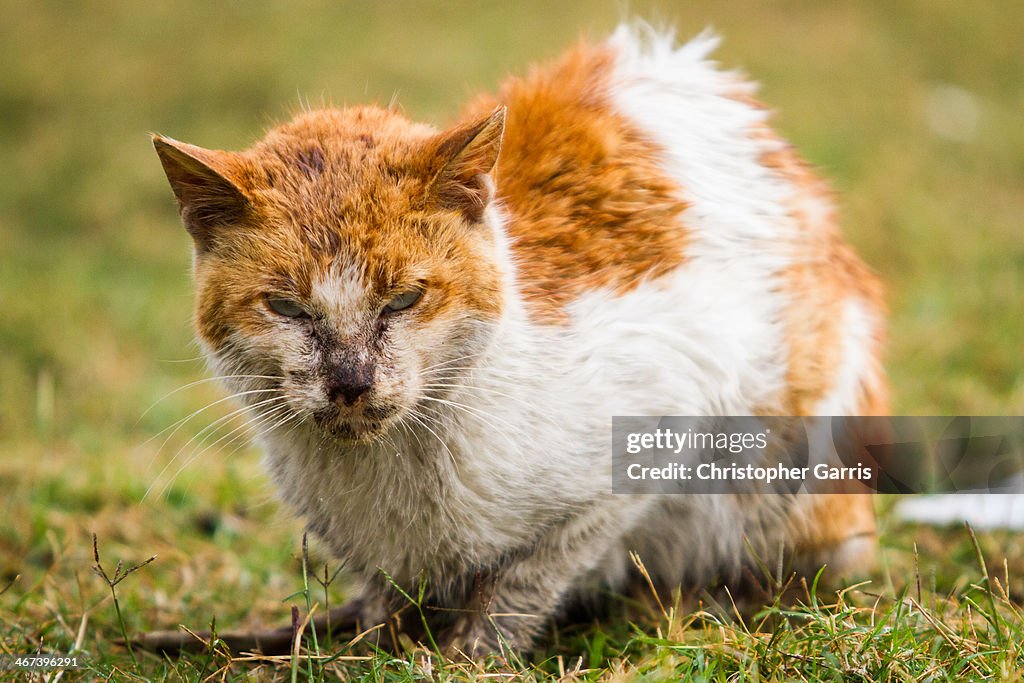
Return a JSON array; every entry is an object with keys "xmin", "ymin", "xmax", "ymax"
[{"xmin": 155, "ymin": 107, "xmax": 506, "ymax": 441}]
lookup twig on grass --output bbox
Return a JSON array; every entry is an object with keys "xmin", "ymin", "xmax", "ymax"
[{"xmin": 91, "ymin": 533, "xmax": 155, "ymax": 667}]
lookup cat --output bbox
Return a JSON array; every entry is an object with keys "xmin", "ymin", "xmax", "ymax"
[{"xmin": 152, "ymin": 23, "xmax": 887, "ymax": 657}]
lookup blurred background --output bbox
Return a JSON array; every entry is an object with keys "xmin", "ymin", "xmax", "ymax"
[{"xmin": 0, "ymin": 0, "xmax": 1021, "ymax": 647}]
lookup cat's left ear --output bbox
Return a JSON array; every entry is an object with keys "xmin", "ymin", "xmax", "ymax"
[{"xmin": 428, "ymin": 106, "xmax": 506, "ymax": 223}]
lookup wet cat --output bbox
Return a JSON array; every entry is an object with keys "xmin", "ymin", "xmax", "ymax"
[{"xmin": 153, "ymin": 23, "xmax": 887, "ymax": 656}]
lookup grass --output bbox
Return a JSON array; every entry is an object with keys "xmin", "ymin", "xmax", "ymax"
[{"xmin": 0, "ymin": 0, "xmax": 1021, "ymax": 680}]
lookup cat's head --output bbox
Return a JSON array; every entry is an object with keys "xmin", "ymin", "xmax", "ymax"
[{"xmin": 154, "ymin": 106, "xmax": 507, "ymax": 442}]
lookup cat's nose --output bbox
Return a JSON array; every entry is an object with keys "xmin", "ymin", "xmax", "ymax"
[{"xmin": 326, "ymin": 361, "xmax": 375, "ymax": 407}]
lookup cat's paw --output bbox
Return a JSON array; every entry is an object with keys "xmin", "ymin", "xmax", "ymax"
[{"xmin": 438, "ymin": 615, "xmax": 511, "ymax": 660}]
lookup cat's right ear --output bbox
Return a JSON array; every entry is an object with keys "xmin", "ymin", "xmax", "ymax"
[{"xmin": 152, "ymin": 135, "xmax": 249, "ymax": 252}]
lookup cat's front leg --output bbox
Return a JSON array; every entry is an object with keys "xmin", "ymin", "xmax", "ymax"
[
  {"xmin": 436, "ymin": 568, "xmax": 553, "ymax": 657},
  {"xmin": 437, "ymin": 498, "xmax": 652, "ymax": 658}
]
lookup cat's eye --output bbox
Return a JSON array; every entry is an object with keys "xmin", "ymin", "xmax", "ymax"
[
  {"xmin": 267, "ymin": 297, "xmax": 309, "ymax": 319},
  {"xmin": 383, "ymin": 288, "xmax": 423, "ymax": 314}
]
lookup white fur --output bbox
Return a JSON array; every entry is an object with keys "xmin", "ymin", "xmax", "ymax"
[
  {"xmin": 312, "ymin": 260, "xmax": 367, "ymax": 331},
  {"xmin": 814, "ymin": 298, "xmax": 879, "ymax": 415}
]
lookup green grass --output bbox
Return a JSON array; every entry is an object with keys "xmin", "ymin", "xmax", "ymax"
[{"xmin": 0, "ymin": 0, "xmax": 1022, "ymax": 680}]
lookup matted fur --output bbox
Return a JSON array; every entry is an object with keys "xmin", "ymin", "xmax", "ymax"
[{"xmin": 153, "ymin": 23, "xmax": 887, "ymax": 655}]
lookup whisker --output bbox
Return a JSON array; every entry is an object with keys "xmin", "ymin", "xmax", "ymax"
[
  {"xmin": 154, "ymin": 401, "xmax": 295, "ymax": 501},
  {"xmin": 420, "ymin": 407, "xmax": 523, "ymax": 464},
  {"xmin": 140, "ymin": 391, "xmax": 286, "ymax": 495},
  {"xmin": 419, "ymin": 366, "xmax": 529, "ymax": 384},
  {"xmin": 418, "ymin": 395, "xmax": 526, "ymax": 440},
  {"xmin": 274, "ymin": 411, "xmax": 310, "ymax": 441},
  {"xmin": 144, "ymin": 394, "xmax": 289, "ymax": 501},
  {"xmin": 215, "ymin": 404, "xmax": 303, "ymax": 459},
  {"xmin": 404, "ymin": 409, "xmax": 459, "ymax": 474},
  {"xmin": 418, "ymin": 351, "xmax": 488, "ymax": 375},
  {"xmin": 137, "ymin": 374, "xmax": 283, "ymax": 424},
  {"xmin": 396, "ymin": 416, "xmax": 429, "ymax": 458},
  {"xmin": 139, "ymin": 386, "xmax": 283, "ymax": 452},
  {"xmin": 214, "ymin": 407, "xmax": 307, "ymax": 469},
  {"xmin": 420, "ymin": 382, "xmax": 531, "ymax": 405}
]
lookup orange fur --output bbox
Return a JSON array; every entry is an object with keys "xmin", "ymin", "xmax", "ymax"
[
  {"xmin": 755, "ymin": 121, "xmax": 887, "ymax": 572},
  {"xmin": 722, "ymin": 88, "xmax": 886, "ymax": 417},
  {"xmin": 466, "ymin": 43, "xmax": 690, "ymax": 321},
  {"xmin": 754, "ymin": 120, "xmax": 887, "ymax": 417},
  {"xmin": 156, "ymin": 107, "xmax": 508, "ymax": 350}
]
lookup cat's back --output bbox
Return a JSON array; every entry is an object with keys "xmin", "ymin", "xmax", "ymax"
[{"xmin": 474, "ymin": 24, "xmax": 886, "ymax": 418}]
